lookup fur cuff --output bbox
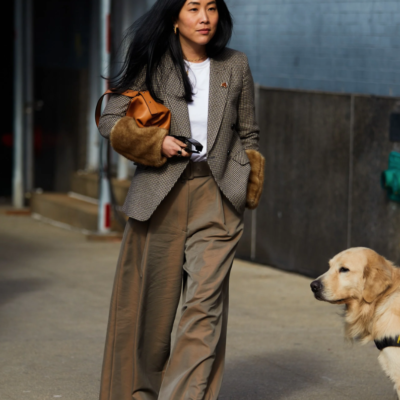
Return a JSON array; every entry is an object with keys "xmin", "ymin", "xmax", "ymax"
[
  {"xmin": 245, "ymin": 149, "xmax": 265, "ymax": 209},
  {"xmin": 110, "ymin": 116, "xmax": 169, "ymax": 168}
]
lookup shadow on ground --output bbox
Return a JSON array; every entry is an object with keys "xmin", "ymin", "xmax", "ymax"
[
  {"xmin": 0, "ymin": 278, "xmax": 49, "ymax": 308},
  {"xmin": 220, "ymin": 349, "xmax": 332, "ymax": 400},
  {"xmin": 0, "ymin": 232, "xmax": 48, "ymax": 268}
]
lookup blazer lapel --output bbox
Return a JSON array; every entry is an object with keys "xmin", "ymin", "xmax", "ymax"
[
  {"xmin": 207, "ymin": 57, "xmax": 232, "ymax": 153},
  {"xmin": 163, "ymin": 59, "xmax": 192, "ymax": 139}
]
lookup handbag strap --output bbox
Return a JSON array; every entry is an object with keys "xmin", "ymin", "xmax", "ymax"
[{"xmin": 95, "ymin": 89, "xmax": 139, "ymax": 127}]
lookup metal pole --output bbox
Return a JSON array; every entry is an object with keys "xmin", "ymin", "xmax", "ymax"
[
  {"xmin": 113, "ymin": 0, "xmax": 130, "ymax": 181},
  {"xmin": 98, "ymin": 0, "xmax": 112, "ymax": 233},
  {"xmin": 13, "ymin": 0, "xmax": 25, "ymax": 208},
  {"xmin": 117, "ymin": 156, "xmax": 129, "ymax": 180},
  {"xmin": 25, "ymin": 0, "xmax": 34, "ymax": 193},
  {"xmin": 100, "ymin": 0, "xmax": 111, "ymax": 112},
  {"xmin": 86, "ymin": 0, "xmax": 100, "ymax": 171}
]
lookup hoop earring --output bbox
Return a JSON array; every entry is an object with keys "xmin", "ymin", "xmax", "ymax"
[{"xmin": 174, "ymin": 26, "xmax": 178, "ymax": 35}]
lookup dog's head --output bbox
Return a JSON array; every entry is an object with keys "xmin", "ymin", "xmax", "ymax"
[{"xmin": 310, "ymin": 247, "xmax": 393, "ymax": 305}]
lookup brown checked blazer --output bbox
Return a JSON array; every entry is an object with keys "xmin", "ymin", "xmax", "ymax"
[{"xmin": 98, "ymin": 48, "xmax": 264, "ymax": 222}]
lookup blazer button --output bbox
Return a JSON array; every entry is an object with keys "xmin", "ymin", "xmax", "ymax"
[
  {"xmin": 231, "ymin": 123, "xmax": 236, "ymax": 130},
  {"xmin": 227, "ymin": 150, "xmax": 231, "ymax": 155}
]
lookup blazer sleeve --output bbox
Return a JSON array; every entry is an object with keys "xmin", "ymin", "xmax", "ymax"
[
  {"xmin": 236, "ymin": 54, "xmax": 260, "ymax": 152},
  {"xmin": 236, "ymin": 54, "xmax": 265, "ymax": 210},
  {"xmin": 98, "ymin": 94, "xmax": 131, "ymax": 140}
]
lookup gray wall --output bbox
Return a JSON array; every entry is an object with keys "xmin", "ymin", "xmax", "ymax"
[
  {"xmin": 236, "ymin": 87, "xmax": 400, "ymax": 277},
  {"xmin": 226, "ymin": 0, "xmax": 400, "ymax": 97}
]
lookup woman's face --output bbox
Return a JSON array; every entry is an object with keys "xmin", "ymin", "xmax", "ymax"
[{"xmin": 176, "ymin": 0, "xmax": 219, "ymax": 49}]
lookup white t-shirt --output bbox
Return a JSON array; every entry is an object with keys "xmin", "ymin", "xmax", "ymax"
[{"xmin": 185, "ymin": 58, "xmax": 210, "ymax": 162}]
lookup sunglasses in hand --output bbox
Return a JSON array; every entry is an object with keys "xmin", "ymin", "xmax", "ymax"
[{"xmin": 170, "ymin": 135, "xmax": 203, "ymax": 154}]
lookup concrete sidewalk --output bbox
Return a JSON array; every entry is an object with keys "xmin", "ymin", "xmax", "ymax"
[{"xmin": 0, "ymin": 213, "xmax": 395, "ymax": 400}]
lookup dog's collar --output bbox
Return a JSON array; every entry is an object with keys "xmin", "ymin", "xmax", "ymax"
[{"xmin": 374, "ymin": 335, "xmax": 400, "ymax": 351}]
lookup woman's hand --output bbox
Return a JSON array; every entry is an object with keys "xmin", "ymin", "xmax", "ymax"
[{"xmin": 162, "ymin": 136, "xmax": 190, "ymax": 158}]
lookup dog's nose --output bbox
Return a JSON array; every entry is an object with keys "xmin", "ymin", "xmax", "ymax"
[{"xmin": 310, "ymin": 280, "xmax": 322, "ymax": 293}]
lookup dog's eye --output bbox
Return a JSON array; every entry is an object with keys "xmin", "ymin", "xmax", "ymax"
[{"xmin": 339, "ymin": 267, "xmax": 349, "ymax": 273}]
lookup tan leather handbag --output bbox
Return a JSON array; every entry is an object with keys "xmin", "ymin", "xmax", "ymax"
[{"xmin": 95, "ymin": 89, "xmax": 171, "ymax": 129}]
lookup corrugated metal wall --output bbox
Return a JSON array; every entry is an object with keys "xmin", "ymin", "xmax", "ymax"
[{"xmin": 236, "ymin": 87, "xmax": 400, "ymax": 276}]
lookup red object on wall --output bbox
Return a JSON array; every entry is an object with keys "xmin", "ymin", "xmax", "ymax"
[
  {"xmin": 107, "ymin": 14, "xmax": 111, "ymax": 54},
  {"xmin": 105, "ymin": 203, "xmax": 111, "ymax": 228}
]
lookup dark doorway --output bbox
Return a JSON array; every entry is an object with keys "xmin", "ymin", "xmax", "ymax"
[
  {"xmin": 0, "ymin": 2, "xmax": 14, "ymax": 197},
  {"xmin": 33, "ymin": 0, "xmax": 90, "ymax": 192}
]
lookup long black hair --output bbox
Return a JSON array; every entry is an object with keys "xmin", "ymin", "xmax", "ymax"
[{"xmin": 109, "ymin": 0, "xmax": 233, "ymax": 103}]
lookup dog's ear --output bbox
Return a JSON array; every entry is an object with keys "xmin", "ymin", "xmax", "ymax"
[{"xmin": 362, "ymin": 255, "xmax": 393, "ymax": 303}]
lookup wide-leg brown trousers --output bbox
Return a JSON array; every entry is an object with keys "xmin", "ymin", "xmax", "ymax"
[{"xmin": 99, "ymin": 161, "xmax": 244, "ymax": 400}]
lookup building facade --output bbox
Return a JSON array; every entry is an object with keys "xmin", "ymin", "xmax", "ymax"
[{"xmin": 226, "ymin": 0, "xmax": 400, "ymax": 96}]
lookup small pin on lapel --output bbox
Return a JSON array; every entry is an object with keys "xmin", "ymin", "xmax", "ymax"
[{"xmin": 221, "ymin": 82, "xmax": 228, "ymax": 88}]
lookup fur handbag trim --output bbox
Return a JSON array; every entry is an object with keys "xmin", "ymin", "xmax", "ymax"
[
  {"xmin": 245, "ymin": 149, "xmax": 265, "ymax": 209},
  {"xmin": 110, "ymin": 116, "xmax": 169, "ymax": 168}
]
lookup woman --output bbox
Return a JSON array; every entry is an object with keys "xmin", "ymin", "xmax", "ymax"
[{"xmin": 98, "ymin": 0, "xmax": 264, "ymax": 399}]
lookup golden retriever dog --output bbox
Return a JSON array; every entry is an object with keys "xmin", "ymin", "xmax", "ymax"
[{"xmin": 310, "ymin": 247, "xmax": 400, "ymax": 398}]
